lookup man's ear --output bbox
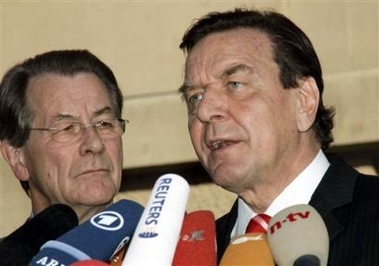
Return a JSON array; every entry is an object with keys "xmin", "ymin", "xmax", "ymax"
[
  {"xmin": 296, "ymin": 77, "xmax": 319, "ymax": 132},
  {"xmin": 0, "ymin": 141, "xmax": 30, "ymax": 181}
]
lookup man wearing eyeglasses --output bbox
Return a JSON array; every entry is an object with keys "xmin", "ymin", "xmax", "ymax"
[{"xmin": 0, "ymin": 50, "xmax": 126, "ymax": 224}]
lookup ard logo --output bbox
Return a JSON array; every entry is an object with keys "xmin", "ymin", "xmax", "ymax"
[{"xmin": 90, "ymin": 210, "xmax": 124, "ymax": 231}]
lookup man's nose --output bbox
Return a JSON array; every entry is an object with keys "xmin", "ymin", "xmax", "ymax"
[
  {"xmin": 79, "ymin": 126, "xmax": 105, "ymax": 155},
  {"xmin": 196, "ymin": 88, "xmax": 227, "ymax": 123}
]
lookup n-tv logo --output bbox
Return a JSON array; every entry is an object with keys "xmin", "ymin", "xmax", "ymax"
[
  {"xmin": 269, "ymin": 211, "xmax": 310, "ymax": 235},
  {"xmin": 91, "ymin": 210, "xmax": 124, "ymax": 231}
]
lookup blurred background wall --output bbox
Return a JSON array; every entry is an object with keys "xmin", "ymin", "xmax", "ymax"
[{"xmin": 1, "ymin": 0, "xmax": 378, "ymax": 236}]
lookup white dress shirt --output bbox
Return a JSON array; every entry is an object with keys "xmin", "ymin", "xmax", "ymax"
[{"xmin": 231, "ymin": 149, "xmax": 330, "ymax": 238}]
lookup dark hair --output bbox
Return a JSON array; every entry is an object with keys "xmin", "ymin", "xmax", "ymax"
[
  {"xmin": 180, "ymin": 8, "xmax": 335, "ymax": 150},
  {"xmin": 0, "ymin": 50, "xmax": 123, "ymax": 194},
  {"xmin": 0, "ymin": 49, "xmax": 123, "ymax": 147}
]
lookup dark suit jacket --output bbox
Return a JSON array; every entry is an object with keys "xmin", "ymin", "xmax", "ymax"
[{"xmin": 216, "ymin": 154, "xmax": 379, "ymax": 265}]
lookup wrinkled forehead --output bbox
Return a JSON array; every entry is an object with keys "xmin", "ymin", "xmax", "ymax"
[
  {"xmin": 184, "ymin": 28, "xmax": 276, "ymax": 82},
  {"xmin": 26, "ymin": 73, "xmax": 113, "ymax": 121}
]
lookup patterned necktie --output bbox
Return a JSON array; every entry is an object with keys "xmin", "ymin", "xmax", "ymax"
[{"xmin": 245, "ymin": 214, "xmax": 271, "ymax": 234}]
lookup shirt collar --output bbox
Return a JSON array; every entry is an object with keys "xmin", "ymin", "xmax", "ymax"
[{"xmin": 233, "ymin": 150, "xmax": 330, "ymax": 237}]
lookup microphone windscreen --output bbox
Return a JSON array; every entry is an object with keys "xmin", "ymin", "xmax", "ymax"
[
  {"xmin": 172, "ymin": 210, "xmax": 217, "ymax": 266},
  {"xmin": 0, "ymin": 204, "xmax": 78, "ymax": 266},
  {"xmin": 30, "ymin": 199, "xmax": 143, "ymax": 266},
  {"xmin": 267, "ymin": 204, "xmax": 329, "ymax": 266},
  {"xmin": 70, "ymin": 259, "xmax": 109, "ymax": 266},
  {"xmin": 122, "ymin": 173, "xmax": 190, "ymax": 265},
  {"xmin": 219, "ymin": 233, "xmax": 275, "ymax": 265}
]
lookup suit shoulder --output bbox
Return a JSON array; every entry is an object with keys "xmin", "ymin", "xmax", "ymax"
[
  {"xmin": 356, "ymin": 172, "xmax": 379, "ymax": 186},
  {"xmin": 354, "ymin": 172, "xmax": 379, "ymax": 203}
]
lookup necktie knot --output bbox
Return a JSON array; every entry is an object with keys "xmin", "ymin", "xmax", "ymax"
[{"xmin": 245, "ymin": 214, "xmax": 271, "ymax": 234}]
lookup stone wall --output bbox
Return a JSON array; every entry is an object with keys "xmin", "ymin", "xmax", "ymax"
[{"xmin": 1, "ymin": 1, "xmax": 378, "ymax": 235}]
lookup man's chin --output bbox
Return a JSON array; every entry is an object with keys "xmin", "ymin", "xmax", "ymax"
[{"xmin": 76, "ymin": 191, "xmax": 115, "ymax": 208}]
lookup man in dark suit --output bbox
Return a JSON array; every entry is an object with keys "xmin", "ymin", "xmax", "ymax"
[
  {"xmin": 178, "ymin": 8, "xmax": 379, "ymax": 265},
  {"xmin": 0, "ymin": 50, "xmax": 127, "ymax": 264}
]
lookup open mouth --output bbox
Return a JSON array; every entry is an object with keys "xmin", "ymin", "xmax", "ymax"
[{"xmin": 210, "ymin": 140, "xmax": 235, "ymax": 150}]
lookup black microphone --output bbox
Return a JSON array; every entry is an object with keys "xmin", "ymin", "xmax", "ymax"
[{"xmin": 0, "ymin": 204, "xmax": 78, "ymax": 266}]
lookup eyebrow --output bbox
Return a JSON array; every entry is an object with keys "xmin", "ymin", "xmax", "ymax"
[
  {"xmin": 178, "ymin": 64, "xmax": 254, "ymax": 95},
  {"xmin": 221, "ymin": 64, "xmax": 254, "ymax": 77},
  {"xmin": 94, "ymin": 106, "xmax": 113, "ymax": 116},
  {"xmin": 53, "ymin": 107, "xmax": 114, "ymax": 121},
  {"xmin": 178, "ymin": 83, "xmax": 193, "ymax": 95}
]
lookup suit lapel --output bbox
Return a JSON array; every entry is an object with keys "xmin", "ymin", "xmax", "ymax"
[
  {"xmin": 216, "ymin": 199, "xmax": 238, "ymax": 262},
  {"xmin": 309, "ymin": 153, "xmax": 358, "ymax": 241}
]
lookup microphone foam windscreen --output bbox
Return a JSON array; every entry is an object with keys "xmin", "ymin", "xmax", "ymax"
[
  {"xmin": 172, "ymin": 210, "xmax": 217, "ymax": 266},
  {"xmin": 267, "ymin": 204, "xmax": 329, "ymax": 266},
  {"xmin": 70, "ymin": 259, "xmax": 109, "ymax": 266},
  {"xmin": 30, "ymin": 199, "xmax": 143, "ymax": 266},
  {"xmin": 0, "ymin": 204, "xmax": 78, "ymax": 266},
  {"xmin": 122, "ymin": 173, "xmax": 190, "ymax": 265},
  {"xmin": 219, "ymin": 233, "xmax": 275, "ymax": 265}
]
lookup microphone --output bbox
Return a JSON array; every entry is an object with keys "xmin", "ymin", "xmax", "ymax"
[
  {"xmin": 30, "ymin": 199, "xmax": 143, "ymax": 266},
  {"xmin": 219, "ymin": 233, "xmax": 275, "ymax": 265},
  {"xmin": 70, "ymin": 260, "xmax": 109, "ymax": 266},
  {"xmin": 172, "ymin": 210, "xmax": 217, "ymax": 266},
  {"xmin": 267, "ymin": 204, "xmax": 329, "ymax": 266},
  {"xmin": 0, "ymin": 204, "xmax": 78, "ymax": 266},
  {"xmin": 122, "ymin": 173, "xmax": 190, "ymax": 265},
  {"xmin": 70, "ymin": 247, "xmax": 127, "ymax": 266}
]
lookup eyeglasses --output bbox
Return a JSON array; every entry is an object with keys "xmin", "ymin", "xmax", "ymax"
[{"xmin": 29, "ymin": 118, "xmax": 128, "ymax": 143}]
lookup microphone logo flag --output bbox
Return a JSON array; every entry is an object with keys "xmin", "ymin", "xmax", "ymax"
[
  {"xmin": 267, "ymin": 204, "xmax": 329, "ymax": 266},
  {"xmin": 29, "ymin": 200, "xmax": 143, "ymax": 266},
  {"xmin": 121, "ymin": 174, "xmax": 189, "ymax": 265},
  {"xmin": 137, "ymin": 176, "xmax": 177, "ymax": 239},
  {"xmin": 90, "ymin": 211, "xmax": 124, "ymax": 231},
  {"xmin": 181, "ymin": 230, "xmax": 205, "ymax": 242}
]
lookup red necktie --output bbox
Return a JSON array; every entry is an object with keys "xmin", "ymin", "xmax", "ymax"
[{"xmin": 245, "ymin": 214, "xmax": 271, "ymax": 234}]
